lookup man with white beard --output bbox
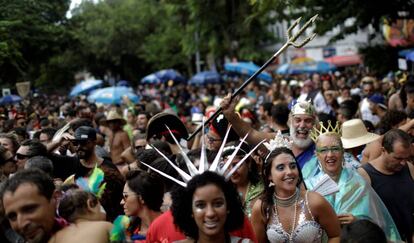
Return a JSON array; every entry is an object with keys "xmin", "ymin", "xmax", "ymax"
[{"xmin": 220, "ymin": 94, "xmax": 317, "ymax": 169}]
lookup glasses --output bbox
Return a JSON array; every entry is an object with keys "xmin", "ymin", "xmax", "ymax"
[
  {"xmin": 16, "ymin": 153, "xmax": 30, "ymax": 160},
  {"xmin": 135, "ymin": 145, "xmax": 145, "ymax": 151},
  {"xmin": 5, "ymin": 156, "xmax": 15, "ymax": 163},
  {"xmin": 122, "ymin": 193, "xmax": 139, "ymax": 200},
  {"xmin": 71, "ymin": 140, "xmax": 89, "ymax": 146},
  {"xmin": 316, "ymin": 146, "xmax": 343, "ymax": 154},
  {"xmin": 206, "ymin": 134, "xmax": 222, "ymax": 143}
]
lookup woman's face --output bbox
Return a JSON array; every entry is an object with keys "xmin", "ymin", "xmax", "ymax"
[
  {"xmin": 224, "ymin": 156, "xmax": 249, "ymax": 186},
  {"xmin": 120, "ymin": 184, "xmax": 142, "ymax": 216},
  {"xmin": 316, "ymin": 134, "xmax": 343, "ymax": 176},
  {"xmin": 192, "ymin": 183, "xmax": 227, "ymax": 238},
  {"xmin": 268, "ymin": 153, "xmax": 299, "ymax": 195}
]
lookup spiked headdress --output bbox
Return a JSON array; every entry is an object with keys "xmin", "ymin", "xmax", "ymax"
[
  {"xmin": 141, "ymin": 120, "xmax": 264, "ymax": 187},
  {"xmin": 263, "ymin": 130, "xmax": 293, "ymax": 163},
  {"xmin": 310, "ymin": 120, "xmax": 341, "ymax": 143}
]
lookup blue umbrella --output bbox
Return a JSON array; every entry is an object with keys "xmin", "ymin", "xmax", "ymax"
[
  {"xmin": 117, "ymin": 80, "xmax": 130, "ymax": 87},
  {"xmin": 406, "ymin": 51, "xmax": 414, "ymax": 61},
  {"xmin": 0, "ymin": 95, "xmax": 22, "ymax": 105},
  {"xmin": 276, "ymin": 63, "xmax": 304, "ymax": 75},
  {"xmin": 87, "ymin": 87, "xmax": 139, "ymax": 104},
  {"xmin": 277, "ymin": 61, "xmax": 336, "ymax": 74},
  {"xmin": 303, "ymin": 61, "xmax": 336, "ymax": 73},
  {"xmin": 224, "ymin": 62, "xmax": 272, "ymax": 82},
  {"xmin": 141, "ymin": 69, "xmax": 185, "ymax": 84},
  {"xmin": 141, "ymin": 74, "xmax": 160, "ymax": 84},
  {"xmin": 69, "ymin": 79, "xmax": 103, "ymax": 97},
  {"xmin": 188, "ymin": 71, "xmax": 221, "ymax": 85},
  {"xmin": 154, "ymin": 69, "xmax": 185, "ymax": 83}
]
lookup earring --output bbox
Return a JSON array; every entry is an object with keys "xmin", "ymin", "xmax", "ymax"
[{"xmin": 269, "ymin": 181, "xmax": 275, "ymax": 187}]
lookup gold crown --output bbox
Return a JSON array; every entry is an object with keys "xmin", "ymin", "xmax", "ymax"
[{"xmin": 310, "ymin": 120, "xmax": 341, "ymax": 142}]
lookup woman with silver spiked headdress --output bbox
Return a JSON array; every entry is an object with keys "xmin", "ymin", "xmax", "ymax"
[
  {"xmin": 250, "ymin": 131, "xmax": 340, "ymax": 243},
  {"xmin": 171, "ymin": 171, "xmax": 254, "ymax": 243},
  {"xmin": 304, "ymin": 121, "xmax": 401, "ymax": 242},
  {"xmin": 142, "ymin": 122, "xmax": 263, "ymax": 242}
]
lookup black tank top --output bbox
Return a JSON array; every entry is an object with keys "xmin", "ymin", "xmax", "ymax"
[{"xmin": 362, "ymin": 163, "xmax": 414, "ymax": 242}]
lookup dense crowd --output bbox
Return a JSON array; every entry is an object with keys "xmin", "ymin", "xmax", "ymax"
[{"xmin": 0, "ymin": 71, "xmax": 413, "ymax": 243}]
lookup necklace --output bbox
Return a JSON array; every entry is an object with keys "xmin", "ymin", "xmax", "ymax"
[
  {"xmin": 273, "ymin": 188, "xmax": 299, "ymax": 207},
  {"xmin": 273, "ymin": 190, "xmax": 299, "ymax": 243}
]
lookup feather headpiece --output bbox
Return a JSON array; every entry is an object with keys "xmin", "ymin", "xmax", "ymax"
[
  {"xmin": 141, "ymin": 120, "xmax": 264, "ymax": 187},
  {"xmin": 75, "ymin": 165, "xmax": 107, "ymax": 198}
]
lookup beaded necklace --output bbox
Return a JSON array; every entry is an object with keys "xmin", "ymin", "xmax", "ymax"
[{"xmin": 273, "ymin": 188, "xmax": 300, "ymax": 242}]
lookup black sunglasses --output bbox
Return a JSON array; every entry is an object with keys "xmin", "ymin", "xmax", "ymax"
[
  {"xmin": 16, "ymin": 153, "xmax": 30, "ymax": 160},
  {"xmin": 71, "ymin": 140, "xmax": 89, "ymax": 146},
  {"xmin": 135, "ymin": 145, "xmax": 145, "ymax": 151}
]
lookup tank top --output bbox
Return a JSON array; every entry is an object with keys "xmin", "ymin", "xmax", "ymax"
[
  {"xmin": 362, "ymin": 163, "xmax": 414, "ymax": 242},
  {"xmin": 266, "ymin": 191, "xmax": 322, "ymax": 243}
]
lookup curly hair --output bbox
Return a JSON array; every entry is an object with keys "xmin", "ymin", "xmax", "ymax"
[
  {"xmin": 171, "ymin": 171, "xmax": 244, "ymax": 240},
  {"xmin": 261, "ymin": 147, "xmax": 304, "ymax": 219}
]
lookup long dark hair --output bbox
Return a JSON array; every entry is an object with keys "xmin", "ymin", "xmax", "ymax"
[{"xmin": 261, "ymin": 147, "xmax": 305, "ymax": 219}]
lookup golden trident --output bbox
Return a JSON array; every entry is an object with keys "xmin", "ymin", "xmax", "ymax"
[{"xmin": 187, "ymin": 14, "xmax": 319, "ymax": 141}]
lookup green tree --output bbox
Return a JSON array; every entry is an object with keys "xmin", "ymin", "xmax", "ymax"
[{"xmin": 0, "ymin": 0, "xmax": 71, "ymax": 87}]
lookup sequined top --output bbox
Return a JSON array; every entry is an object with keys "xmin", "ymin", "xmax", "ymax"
[{"xmin": 266, "ymin": 191, "xmax": 322, "ymax": 243}]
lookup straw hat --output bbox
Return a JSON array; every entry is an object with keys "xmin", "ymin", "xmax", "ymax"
[
  {"xmin": 101, "ymin": 110, "xmax": 126, "ymax": 126},
  {"xmin": 341, "ymin": 119, "xmax": 380, "ymax": 149}
]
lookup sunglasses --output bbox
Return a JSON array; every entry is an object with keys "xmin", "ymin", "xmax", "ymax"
[
  {"xmin": 206, "ymin": 134, "xmax": 222, "ymax": 143},
  {"xmin": 316, "ymin": 146, "xmax": 343, "ymax": 154},
  {"xmin": 71, "ymin": 140, "xmax": 89, "ymax": 146},
  {"xmin": 5, "ymin": 156, "xmax": 16, "ymax": 163},
  {"xmin": 16, "ymin": 153, "xmax": 30, "ymax": 160},
  {"xmin": 135, "ymin": 145, "xmax": 145, "ymax": 151},
  {"xmin": 122, "ymin": 193, "xmax": 138, "ymax": 200}
]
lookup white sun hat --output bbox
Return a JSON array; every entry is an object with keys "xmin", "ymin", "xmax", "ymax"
[{"xmin": 341, "ymin": 119, "xmax": 380, "ymax": 149}]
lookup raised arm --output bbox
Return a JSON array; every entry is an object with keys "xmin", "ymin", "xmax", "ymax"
[{"xmin": 220, "ymin": 93, "xmax": 274, "ymax": 146}]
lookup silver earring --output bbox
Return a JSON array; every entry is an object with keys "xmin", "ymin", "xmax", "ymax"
[{"xmin": 269, "ymin": 181, "xmax": 275, "ymax": 187}]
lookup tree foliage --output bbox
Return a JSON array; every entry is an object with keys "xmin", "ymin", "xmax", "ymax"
[
  {"xmin": 1, "ymin": 0, "xmax": 411, "ymax": 89},
  {"xmin": 252, "ymin": 0, "xmax": 414, "ymax": 42},
  {"xmin": 0, "ymin": 0, "xmax": 71, "ymax": 87}
]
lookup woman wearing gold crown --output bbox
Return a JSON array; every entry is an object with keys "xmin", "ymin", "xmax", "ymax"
[
  {"xmin": 250, "ymin": 131, "xmax": 341, "ymax": 243},
  {"xmin": 304, "ymin": 121, "xmax": 401, "ymax": 242}
]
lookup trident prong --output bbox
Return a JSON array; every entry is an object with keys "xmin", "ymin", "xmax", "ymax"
[
  {"xmin": 185, "ymin": 14, "xmax": 319, "ymax": 142},
  {"xmin": 287, "ymin": 14, "xmax": 318, "ymax": 45},
  {"xmin": 286, "ymin": 17, "xmax": 301, "ymax": 40}
]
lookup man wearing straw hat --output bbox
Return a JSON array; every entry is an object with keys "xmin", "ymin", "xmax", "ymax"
[
  {"xmin": 340, "ymin": 119, "xmax": 381, "ymax": 162},
  {"xmin": 221, "ymin": 94, "xmax": 317, "ymax": 169},
  {"xmin": 101, "ymin": 110, "xmax": 130, "ymax": 167}
]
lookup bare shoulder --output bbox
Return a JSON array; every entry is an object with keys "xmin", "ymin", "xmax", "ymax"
[
  {"xmin": 97, "ymin": 221, "xmax": 113, "ymax": 231},
  {"xmin": 252, "ymin": 198, "xmax": 263, "ymax": 212},
  {"xmin": 357, "ymin": 167, "xmax": 371, "ymax": 184},
  {"xmin": 251, "ymin": 198, "xmax": 266, "ymax": 223},
  {"xmin": 306, "ymin": 191, "xmax": 330, "ymax": 212}
]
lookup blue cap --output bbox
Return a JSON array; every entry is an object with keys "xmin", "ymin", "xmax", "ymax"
[{"xmin": 369, "ymin": 94, "xmax": 387, "ymax": 110}]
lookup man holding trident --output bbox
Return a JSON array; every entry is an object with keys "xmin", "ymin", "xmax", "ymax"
[{"xmin": 221, "ymin": 97, "xmax": 318, "ymax": 169}]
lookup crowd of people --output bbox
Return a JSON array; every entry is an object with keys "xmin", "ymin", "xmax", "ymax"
[{"xmin": 0, "ymin": 70, "xmax": 413, "ymax": 243}]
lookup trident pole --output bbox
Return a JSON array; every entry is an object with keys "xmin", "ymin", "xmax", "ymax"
[{"xmin": 186, "ymin": 14, "xmax": 319, "ymax": 141}]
